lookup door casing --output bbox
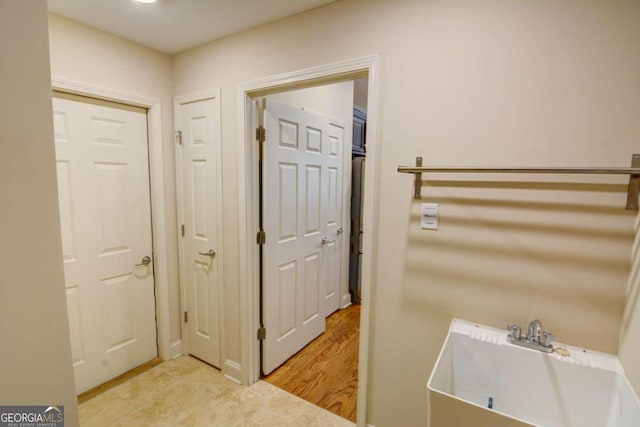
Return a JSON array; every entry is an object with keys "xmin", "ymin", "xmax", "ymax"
[
  {"xmin": 236, "ymin": 55, "xmax": 381, "ymax": 427},
  {"xmin": 52, "ymin": 77, "xmax": 174, "ymax": 362}
]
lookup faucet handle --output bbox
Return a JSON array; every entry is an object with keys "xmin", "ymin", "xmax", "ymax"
[
  {"xmin": 507, "ymin": 324, "xmax": 521, "ymax": 340},
  {"xmin": 541, "ymin": 331, "xmax": 556, "ymax": 347}
]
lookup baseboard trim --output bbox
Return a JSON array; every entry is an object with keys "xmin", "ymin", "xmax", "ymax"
[
  {"xmin": 223, "ymin": 359, "xmax": 243, "ymax": 384},
  {"xmin": 169, "ymin": 339, "xmax": 182, "ymax": 359},
  {"xmin": 341, "ymin": 293, "xmax": 352, "ymax": 308}
]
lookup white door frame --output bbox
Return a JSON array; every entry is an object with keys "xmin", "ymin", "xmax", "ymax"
[
  {"xmin": 51, "ymin": 77, "xmax": 173, "ymax": 362},
  {"xmin": 236, "ymin": 54, "xmax": 381, "ymax": 427},
  {"xmin": 173, "ymin": 88, "xmax": 225, "ymax": 365}
]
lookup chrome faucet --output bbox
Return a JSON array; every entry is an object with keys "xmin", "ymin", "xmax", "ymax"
[
  {"xmin": 507, "ymin": 319, "xmax": 555, "ymax": 353},
  {"xmin": 527, "ymin": 319, "xmax": 543, "ymax": 343}
]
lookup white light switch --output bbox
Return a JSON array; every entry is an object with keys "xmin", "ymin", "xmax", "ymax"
[{"xmin": 421, "ymin": 203, "xmax": 439, "ymax": 230}]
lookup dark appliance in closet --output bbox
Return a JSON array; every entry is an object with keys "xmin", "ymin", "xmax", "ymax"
[{"xmin": 349, "ymin": 107, "xmax": 366, "ymax": 303}]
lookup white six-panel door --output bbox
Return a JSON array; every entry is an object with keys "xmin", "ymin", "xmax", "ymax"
[
  {"xmin": 53, "ymin": 93, "xmax": 157, "ymax": 394},
  {"xmin": 176, "ymin": 95, "xmax": 222, "ymax": 368},
  {"xmin": 323, "ymin": 121, "xmax": 346, "ymax": 317},
  {"xmin": 262, "ymin": 100, "xmax": 345, "ymax": 374}
]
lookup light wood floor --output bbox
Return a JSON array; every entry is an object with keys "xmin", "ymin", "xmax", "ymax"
[{"xmin": 263, "ymin": 303, "xmax": 360, "ymax": 422}]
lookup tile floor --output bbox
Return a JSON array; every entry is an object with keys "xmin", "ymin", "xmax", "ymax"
[{"xmin": 79, "ymin": 355, "xmax": 355, "ymax": 426}]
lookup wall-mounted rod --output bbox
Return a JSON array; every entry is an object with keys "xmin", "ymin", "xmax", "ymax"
[
  {"xmin": 398, "ymin": 166, "xmax": 640, "ymax": 175},
  {"xmin": 398, "ymin": 154, "xmax": 640, "ymax": 209}
]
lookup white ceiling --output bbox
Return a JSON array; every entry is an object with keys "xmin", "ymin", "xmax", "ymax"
[{"xmin": 47, "ymin": 0, "xmax": 338, "ymax": 55}]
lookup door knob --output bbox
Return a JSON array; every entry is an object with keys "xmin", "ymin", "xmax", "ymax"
[
  {"xmin": 320, "ymin": 237, "xmax": 329, "ymax": 245},
  {"xmin": 336, "ymin": 228, "xmax": 344, "ymax": 235},
  {"xmin": 199, "ymin": 249, "xmax": 216, "ymax": 257},
  {"xmin": 135, "ymin": 256, "xmax": 152, "ymax": 267}
]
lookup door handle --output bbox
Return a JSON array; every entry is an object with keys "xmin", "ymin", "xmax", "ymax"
[
  {"xmin": 199, "ymin": 249, "xmax": 216, "ymax": 258},
  {"xmin": 336, "ymin": 228, "xmax": 343, "ymax": 236},
  {"xmin": 320, "ymin": 237, "xmax": 336, "ymax": 246},
  {"xmin": 135, "ymin": 255, "xmax": 152, "ymax": 267}
]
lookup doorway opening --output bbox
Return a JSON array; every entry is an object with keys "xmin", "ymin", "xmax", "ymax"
[
  {"xmin": 238, "ymin": 55, "xmax": 380, "ymax": 426},
  {"xmin": 52, "ymin": 91, "xmax": 158, "ymax": 395},
  {"xmin": 249, "ymin": 78, "xmax": 369, "ymax": 421},
  {"xmin": 50, "ymin": 79, "xmax": 173, "ymax": 397},
  {"xmin": 173, "ymin": 89, "xmax": 224, "ymax": 370}
]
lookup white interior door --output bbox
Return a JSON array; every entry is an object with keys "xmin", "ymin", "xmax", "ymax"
[
  {"xmin": 176, "ymin": 95, "xmax": 222, "ymax": 368},
  {"xmin": 53, "ymin": 92, "xmax": 157, "ymax": 394},
  {"xmin": 323, "ymin": 121, "xmax": 346, "ymax": 317},
  {"xmin": 262, "ymin": 99, "xmax": 345, "ymax": 374}
]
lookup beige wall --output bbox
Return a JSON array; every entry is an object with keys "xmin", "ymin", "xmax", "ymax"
[
  {"xmin": 47, "ymin": 15, "xmax": 182, "ymax": 347},
  {"xmin": 173, "ymin": 1, "xmax": 640, "ymax": 425},
  {"xmin": 268, "ymin": 81, "xmax": 354, "ymax": 124},
  {"xmin": 353, "ymin": 78, "xmax": 368, "ymax": 112},
  {"xmin": 619, "ymin": 213, "xmax": 640, "ymax": 394},
  {"xmin": 0, "ymin": 1, "xmax": 78, "ymax": 425}
]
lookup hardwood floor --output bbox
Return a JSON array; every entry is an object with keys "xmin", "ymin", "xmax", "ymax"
[{"xmin": 263, "ymin": 303, "xmax": 360, "ymax": 422}]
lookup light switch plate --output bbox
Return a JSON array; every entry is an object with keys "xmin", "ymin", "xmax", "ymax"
[{"xmin": 421, "ymin": 203, "xmax": 439, "ymax": 230}]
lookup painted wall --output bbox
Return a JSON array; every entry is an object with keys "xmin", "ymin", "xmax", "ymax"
[
  {"xmin": 268, "ymin": 81, "xmax": 356, "ymax": 308},
  {"xmin": 619, "ymin": 213, "xmax": 640, "ymax": 394},
  {"xmin": 353, "ymin": 78, "xmax": 368, "ymax": 112},
  {"xmin": 173, "ymin": 1, "xmax": 640, "ymax": 425},
  {"xmin": 268, "ymin": 81, "xmax": 354, "ymax": 125},
  {"xmin": 0, "ymin": 2, "xmax": 79, "ymax": 425},
  {"xmin": 47, "ymin": 15, "xmax": 182, "ymax": 350}
]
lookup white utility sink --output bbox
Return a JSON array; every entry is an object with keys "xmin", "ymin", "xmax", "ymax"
[{"xmin": 427, "ymin": 319, "xmax": 640, "ymax": 427}]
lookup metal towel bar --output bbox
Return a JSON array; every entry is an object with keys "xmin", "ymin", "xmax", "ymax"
[{"xmin": 397, "ymin": 154, "xmax": 640, "ymax": 210}]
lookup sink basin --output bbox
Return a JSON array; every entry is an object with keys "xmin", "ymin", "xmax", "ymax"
[{"xmin": 427, "ymin": 319, "xmax": 640, "ymax": 427}]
